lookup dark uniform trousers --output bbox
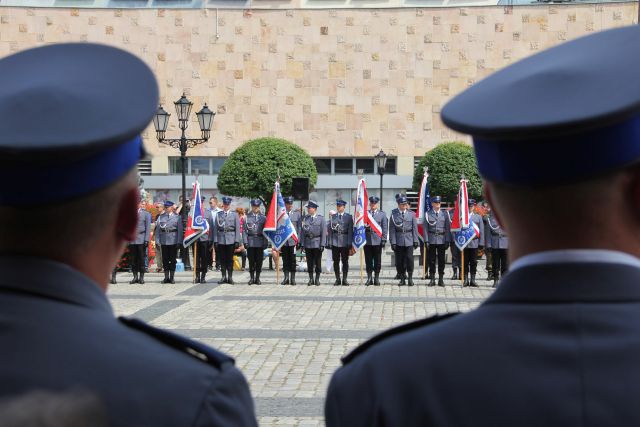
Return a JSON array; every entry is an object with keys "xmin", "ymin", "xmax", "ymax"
[
  {"xmin": 128, "ymin": 244, "xmax": 146, "ymax": 273},
  {"xmin": 281, "ymin": 246, "xmax": 296, "ymax": 272},
  {"xmin": 493, "ymin": 248, "xmax": 509, "ymax": 278},
  {"xmin": 395, "ymin": 246, "xmax": 414, "ymax": 275},
  {"xmin": 332, "ymin": 247, "xmax": 350, "ymax": 273},
  {"xmin": 218, "ymin": 244, "xmax": 235, "ymax": 273},
  {"xmin": 463, "ymin": 247, "xmax": 478, "ymax": 275},
  {"xmin": 161, "ymin": 244, "xmax": 178, "ymax": 272},
  {"xmin": 428, "ymin": 244, "xmax": 447, "ymax": 276},
  {"xmin": 306, "ymin": 248, "xmax": 323, "ymax": 274},
  {"xmin": 451, "ymin": 245, "xmax": 461, "ymax": 270},
  {"xmin": 364, "ymin": 245, "xmax": 382, "ymax": 273},
  {"xmin": 247, "ymin": 247, "xmax": 264, "ymax": 273},
  {"xmin": 195, "ymin": 241, "xmax": 210, "ymax": 274}
]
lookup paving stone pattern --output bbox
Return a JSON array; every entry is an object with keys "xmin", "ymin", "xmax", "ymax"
[{"xmin": 109, "ymin": 261, "xmax": 495, "ymax": 426}]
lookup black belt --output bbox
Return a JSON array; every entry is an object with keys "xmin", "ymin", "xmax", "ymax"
[
  {"xmin": 334, "ymin": 231, "xmax": 348, "ymax": 235},
  {"xmin": 305, "ymin": 234, "xmax": 320, "ymax": 239},
  {"xmin": 492, "ymin": 232, "xmax": 506, "ymax": 237},
  {"xmin": 161, "ymin": 229, "xmax": 177, "ymax": 233},
  {"xmin": 247, "ymin": 233, "xmax": 261, "ymax": 237},
  {"xmin": 431, "ymin": 232, "xmax": 444, "ymax": 236},
  {"xmin": 218, "ymin": 228, "xmax": 235, "ymax": 232}
]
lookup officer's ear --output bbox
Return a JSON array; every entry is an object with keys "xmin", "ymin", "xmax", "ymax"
[{"xmin": 116, "ymin": 187, "xmax": 139, "ymax": 243}]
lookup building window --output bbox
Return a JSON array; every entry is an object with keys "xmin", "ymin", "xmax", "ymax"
[
  {"xmin": 169, "ymin": 157, "xmax": 226, "ymax": 175},
  {"xmin": 212, "ymin": 158, "xmax": 226, "ymax": 174},
  {"xmin": 190, "ymin": 158, "xmax": 210, "ymax": 175},
  {"xmin": 355, "ymin": 158, "xmax": 374, "ymax": 174},
  {"xmin": 169, "ymin": 157, "xmax": 184, "ymax": 174},
  {"xmin": 334, "ymin": 158, "xmax": 353, "ymax": 174},
  {"xmin": 384, "ymin": 158, "xmax": 397, "ymax": 174},
  {"xmin": 314, "ymin": 158, "xmax": 332, "ymax": 174}
]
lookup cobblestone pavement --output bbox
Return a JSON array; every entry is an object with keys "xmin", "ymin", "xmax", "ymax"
[{"xmin": 108, "ymin": 259, "xmax": 496, "ymax": 427}]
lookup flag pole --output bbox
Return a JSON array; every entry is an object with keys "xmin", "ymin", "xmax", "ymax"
[
  {"xmin": 193, "ymin": 243, "xmax": 198, "ymax": 284},
  {"xmin": 422, "ymin": 167, "xmax": 428, "ymax": 280},
  {"xmin": 460, "ymin": 173, "xmax": 466, "ymax": 286},
  {"xmin": 357, "ymin": 170, "xmax": 364, "ymax": 286},
  {"xmin": 461, "ymin": 250, "xmax": 465, "ymax": 286}
]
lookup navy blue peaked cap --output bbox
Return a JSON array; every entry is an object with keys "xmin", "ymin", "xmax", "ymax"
[
  {"xmin": 432, "ymin": 196, "xmax": 442, "ymax": 203},
  {"xmin": 441, "ymin": 26, "xmax": 640, "ymax": 187},
  {"xmin": 0, "ymin": 43, "xmax": 158, "ymax": 206},
  {"xmin": 250, "ymin": 198, "xmax": 261, "ymax": 206},
  {"xmin": 305, "ymin": 200, "xmax": 319, "ymax": 209},
  {"xmin": 284, "ymin": 196, "xmax": 294, "ymax": 204}
]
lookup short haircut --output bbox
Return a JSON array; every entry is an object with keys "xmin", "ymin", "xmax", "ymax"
[{"xmin": 0, "ymin": 169, "xmax": 137, "ymax": 257}]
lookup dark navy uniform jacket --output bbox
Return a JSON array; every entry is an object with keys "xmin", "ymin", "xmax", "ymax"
[
  {"xmin": 326, "ymin": 256, "xmax": 640, "ymax": 426},
  {"xmin": 0, "ymin": 256, "xmax": 258, "ymax": 427}
]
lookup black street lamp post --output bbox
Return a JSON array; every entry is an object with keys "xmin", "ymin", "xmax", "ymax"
[
  {"xmin": 375, "ymin": 149, "xmax": 388, "ymax": 208},
  {"xmin": 153, "ymin": 93, "xmax": 215, "ymax": 222}
]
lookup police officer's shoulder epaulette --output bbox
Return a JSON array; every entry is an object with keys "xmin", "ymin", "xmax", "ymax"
[
  {"xmin": 341, "ymin": 312, "xmax": 460, "ymax": 365},
  {"xmin": 119, "ymin": 316, "xmax": 234, "ymax": 369}
]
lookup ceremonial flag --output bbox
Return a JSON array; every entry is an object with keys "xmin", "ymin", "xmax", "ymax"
[
  {"xmin": 451, "ymin": 178, "xmax": 479, "ymax": 250},
  {"xmin": 263, "ymin": 181, "xmax": 298, "ymax": 250},
  {"xmin": 183, "ymin": 180, "xmax": 209, "ymax": 248},
  {"xmin": 353, "ymin": 179, "xmax": 381, "ymax": 250},
  {"xmin": 416, "ymin": 170, "xmax": 432, "ymax": 241}
]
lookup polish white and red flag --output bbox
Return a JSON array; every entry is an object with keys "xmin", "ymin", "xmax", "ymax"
[
  {"xmin": 353, "ymin": 178, "xmax": 381, "ymax": 250},
  {"xmin": 415, "ymin": 169, "xmax": 431, "ymax": 241},
  {"xmin": 451, "ymin": 177, "xmax": 479, "ymax": 250},
  {"xmin": 263, "ymin": 181, "xmax": 298, "ymax": 250}
]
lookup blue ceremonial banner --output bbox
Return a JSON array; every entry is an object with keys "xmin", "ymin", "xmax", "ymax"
[
  {"xmin": 454, "ymin": 224, "xmax": 479, "ymax": 251},
  {"xmin": 264, "ymin": 181, "xmax": 298, "ymax": 250},
  {"xmin": 183, "ymin": 180, "xmax": 209, "ymax": 248}
]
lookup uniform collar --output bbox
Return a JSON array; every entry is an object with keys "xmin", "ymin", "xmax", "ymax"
[
  {"xmin": 0, "ymin": 255, "xmax": 113, "ymax": 314},
  {"xmin": 485, "ymin": 259, "xmax": 640, "ymax": 304}
]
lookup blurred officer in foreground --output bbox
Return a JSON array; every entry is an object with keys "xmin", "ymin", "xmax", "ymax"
[
  {"xmin": 156, "ymin": 201, "xmax": 182, "ymax": 284},
  {"xmin": 300, "ymin": 200, "xmax": 326, "ymax": 286},
  {"xmin": 364, "ymin": 196, "xmax": 388, "ymax": 286},
  {"xmin": 213, "ymin": 197, "xmax": 241, "ymax": 284},
  {"xmin": 0, "ymin": 43, "xmax": 256, "ymax": 426},
  {"xmin": 128, "ymin": 200, "xmax": 151, "ymax": 284},
  {"xmin": 280, "ymin": 196, "xmax": 301, "ymax": 285},
  {"xmin": 327, "ymin": 199, "xmax": 354, "ymax": 286},
  {"xmin": 243, "ymin": 199, "xmax": 267, "ymax": 285},
  {"xmin": 424, "ymin": 196, "xmax": 450, "ymax": 286},
  {"xmin": 195, "ymin": 197, "xmax": 215, "ymax": 284},
  {"xmin": 388, "ymin": 196, "xmax": 419, "ymax": 286},
  {"xmin": 326, "ymin": 26, "xmax": 640, "ymax": 427},
  {"xmin": 486, "ymin": 208, "xmax": 509, "ymax": 287}
]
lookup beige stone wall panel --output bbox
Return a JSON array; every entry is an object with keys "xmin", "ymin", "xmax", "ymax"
[{"xmin": 1, "ymin": 4, "xmax": 635, "ymax": 157}]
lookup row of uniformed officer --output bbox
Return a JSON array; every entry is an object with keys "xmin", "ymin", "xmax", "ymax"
[
  {"xmin": 213, "ymin": 196, "xmax": 242, "ymax": 284},
  {"xmin": 243, "ymin": 199, "xmax": 268, "ymax": 285},
  {"xmin": 155, "ymin": 201, "xmax": 183, "ymax": 284}
]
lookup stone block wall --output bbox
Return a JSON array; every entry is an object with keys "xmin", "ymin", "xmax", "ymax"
[{"xmin": 0, "ymin": 3, "xmax": 635, "ymax": 174}]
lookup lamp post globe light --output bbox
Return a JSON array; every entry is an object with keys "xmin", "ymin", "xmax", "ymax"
[
  {"xmin": 375, "ymin": 149, "xmax": 388, "ymax": 208},
  {"xmin": 153, "ymin": 93, "xmax": 215, "ymax": 229}
]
